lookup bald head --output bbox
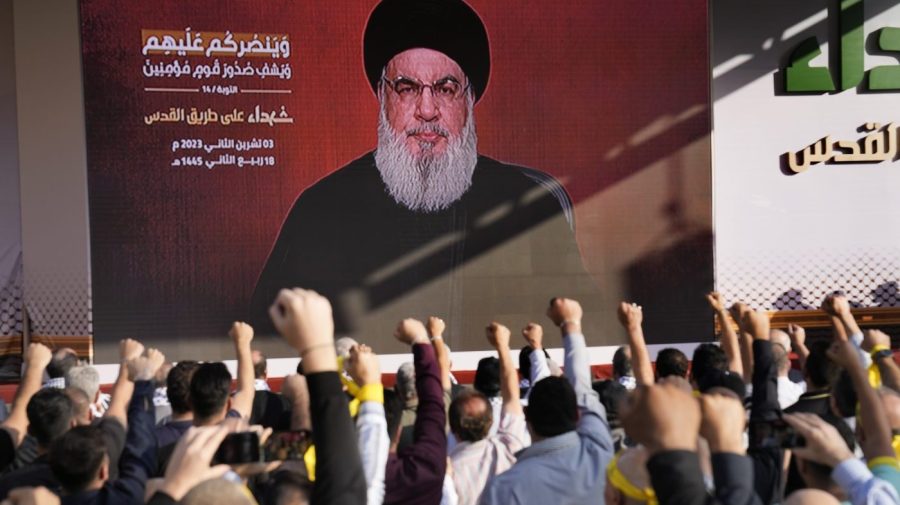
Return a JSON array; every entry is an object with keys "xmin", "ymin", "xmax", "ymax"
[
  {"xmin": 770, "ymin": 329, "xmax": 791, "ymax": 353},
  {"xmin": 64, "ymin": 387, "xmax": 91, "ymax": 426},
  {"xmin": 785, "ymin": 489, "xmax": 840, "ymax": 505}
]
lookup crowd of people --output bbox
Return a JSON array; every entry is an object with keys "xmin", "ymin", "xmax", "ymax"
[{"xmin": 0, "ymin": 289, "xmax": 898, "ymax": 505}]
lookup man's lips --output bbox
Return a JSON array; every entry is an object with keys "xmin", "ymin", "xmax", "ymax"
[{"xmin": 411, "ymin": 131, "xmax": 444, "ymax": 142}]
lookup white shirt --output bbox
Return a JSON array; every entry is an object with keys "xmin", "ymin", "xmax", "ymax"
[{"xmin": 450, "ymin": 409, "xmax": 527, "ymax": 505}]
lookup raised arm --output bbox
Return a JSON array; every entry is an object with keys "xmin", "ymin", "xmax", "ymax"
[
  {"xmin": 522, "ymin": 323, "xmax": 551, "ymax": 387},
  {"xmin": 729, "ymin": 302, "xmax": 754, "ymax": 385},
  {"xmin": 487, "ymin": 322, "xmax": 522, "ymax": 416},
  {"xmin": 617, "ymin": 302, "xmax": 654, "ymax": 385},
  {"xmin": 2, "ymin": 343, "xmax": 51, "ymax": 447},
  {"xmin": 862, "ymin": 330, "xmax": 900, "ymax": 392},
  {"xmin": 827, "ymin": 338, "xmax": 895, "ymax": 461},
  {"xmin": 269, "ymin": 288, "xmax": 366, "ymax": 505},
  {"xmin": 348, "ymin": 344, "xmax": 388, "ymax": 505},
  {"xmin": 105, "ymin": 338, "xmax": 146, "ymax": 428},
  {"xmin": 787, "ymin": 324, "xmax": 809, "ymax": 371},
  {"xmin": 823, "ymin": 295, "xmax": 867, "ymax": 365},
  {"xmin": 228, "ymin": 322, "xmax": 255, "ymax": 418},
  {"xmin": 428, "ymin": 317, "xmax": 452, "ymax": 393},
  {"xmin": 707, "ymin": 292, "xmax": 742, "ymax": 378}
]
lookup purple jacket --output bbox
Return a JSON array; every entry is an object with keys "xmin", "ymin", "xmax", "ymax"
[{"xmin": 384, "ymin": 343, "xmax": 447, "ymax": 505}]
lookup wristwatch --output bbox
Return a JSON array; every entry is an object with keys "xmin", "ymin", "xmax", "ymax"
[{"xmin": 873, "ymin": 348, "xmax": 894, "ymax": 360}]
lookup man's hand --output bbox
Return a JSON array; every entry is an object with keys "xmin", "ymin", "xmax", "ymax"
[
  {"xmin": 740, "ymin": 308, "xmax": 770, "ymax": 341},
  {"xmin": 160, "ymin": 426, "xmax": 232, "ymax": 501},
  {"xmin": 126, "ymin": 348, "xmax": 166, "ymax": 382},
  {"xmin": 486, "ymin": 322, "xmax": 511, "ymax": 350},
  {"xmin": 705, "ymin": 292, "xmax": 727, "ymax": 313},
  {"xmin": 394, "ymin": 318, "xmax": 429, "ymax": 346},
  {"xmin": 821, "ymin": 294, "xmax": 852, "ymax": 318},
  {"xmin": 427, "ymin": 317, "xmax": 446, "ymax": 339},
  {"xmin": 826, "ymin": 340, "xmax": 860, "ymax": 371},
  {"xmin": 522, "ymin": 323, "xmax": 543, "ymax": 350},
  {"xmin": 787, "ymin": 324, "xmax": 806, "ymax": 349},
  {"xmin": 617, "ymin": 302, "xmax": 643, "ymax": 331},
  {"xmin": 229, "ymin": 321, "xmax": 254, "ymax": 348},
  {"xmin": 862, "ymin": 329, "xmax": 891, "ymax": 352},
  {"xmin": 620, "ymin": 382, "xmax": 701, "ymax": 454},
  {"xmin": 783, "ymin": 413, "xmax": 854, "ymax": 467},
  {"xmin": 269, "ymin": 288, "xmax": 334, "ymax": 353},
  {"xmin": 119, "ymin": 338, "xmax": 145, "ymax": 362},
  {"xmin": 699, "ymin": 393, "xmax": 746, "ymax": 454},
  {"xmin": 347, "ymin": 344, "xmax": 381, "ymax": 386},
  {"xmin": 546, "ymin": 298, "xmax": 583, "ymax": 334},
  {"xmin": 23, "ymin": 343, "xmax": 52, "ymax": 371},
  {"xmin": 728, "ymin": 302, "xmax": 751, "ymax": 329}
]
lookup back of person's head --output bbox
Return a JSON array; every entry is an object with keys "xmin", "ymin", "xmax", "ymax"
[
  {"xmin": 182, "ymin": 478, "xmax": 255, "ymax": 505},
  {"xmin": 334, "ymin": 337, "xmax": 358, "ymax": 360},
  {"xmin": 796, "ymin": 413, "xmax": 855, "ymax": 491},
  {"xmin": 805, "ymin": 341, "xmax": 839, "ymax": 389},
  {"xmin": 168, "ymin": 360, "xmax": 200, "ymax": 416},
  {"xmin": 697, "ymin": 369, "xmax": 746, "ymax": 400},
  {"xmin": 64, "ymin": 386, "xmax": 92, "ymax": 426},
  {"xmin": 525, "ymin": 376, "xmax": 577, "ymax": 438},
  {"xmin": 395, "ymin": 362, "xmax": 417, "ymax": 402},
  {"xmin": 770, "ymin": 329, "xmax": 791, "ymax": 353},
  {"xmin": 612, "ymin": 346, "xmax": 633, "ymax": 380},
  {"xmin": 47, "ymin": 348, "xmax": 78, "ymax": 380},
  {"xmin": 252, "ymin": 350, "xmax": 268, "ymax": 379},
  {"xmin": 655, "ymin": 348, "xmax": 689, "ymax": 379},
  {"xmin": 592, "ymin": 380, "xmax": 627, "ymax": 429},
  {"xmin": 690, "ymin": 343, "xmax": 728, "ymax": 384},
  {"xmin": 26, "ymin": 388, "xmax": 75, "ymax": 448},
  {"xmin": 784, "ymin": 489, "xmax": 841, "ymax": 505},
  {"xmin": 474, "ymin": 357, "xmax": 500, "ymax": 398},
  {"xmin": 49, "ymin": 425, "xmax": 108, "ymax": 494},
  {"xmin": 448, "ymin": 389, "xmax": 493, "ymax": 442},
  {"xmin": 190, "ymin": 362, "xmax": 232, "ymax": 422},
  {"xmin": 65, "ymin": 365, "xmax": 100, "ymax": 402},
  {"xmin": 263, "ymin": 470, "xmax": 312, "ymax": 505},
  {"xmin": 772, "ymin": 343, "xmax": 791, "ymax": 377}
]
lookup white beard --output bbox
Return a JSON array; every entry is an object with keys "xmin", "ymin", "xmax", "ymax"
[{"xmin": 374, "ymin": 97, "xmax": 478, "ymax": 213}]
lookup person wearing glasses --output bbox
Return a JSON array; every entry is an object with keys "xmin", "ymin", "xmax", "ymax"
[{"xmin": 249, "ymin": 0, "xmax": 593, "ymax": 349}]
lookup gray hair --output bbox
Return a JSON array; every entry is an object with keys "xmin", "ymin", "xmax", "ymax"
[
  {"xmin": 396, "ymin": 362, "xmax": 417, "ymax": 402},
  {"xmin": 65, "ymin": 365, "xmax": 100, "ymax": 401},
  {"xmin": 334, "ymin": 337, "xmax": 359, "ymax": 359}
]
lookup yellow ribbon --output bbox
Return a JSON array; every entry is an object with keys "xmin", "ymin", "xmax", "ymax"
[{"xmin": 607, "ymin": 451, "xmax": 657, "ymax": 505}]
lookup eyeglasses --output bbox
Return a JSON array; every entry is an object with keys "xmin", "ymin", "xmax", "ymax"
[{"xmin": 382, "ymin": 75, "xmax": 469, "ymax": 107}]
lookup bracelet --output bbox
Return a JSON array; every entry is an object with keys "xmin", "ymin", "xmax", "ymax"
[
  {"xmin": 559, "ymin": 320, "xmax": 580, "ymax": 328},
  {"xmin": 299, "ymin": 342, "xmax": 333, "ymax": 358},
  {"xmin": 867, "ymin": 456, "xmax": 900, "ymax": 470},
  {"xmin": 870, "ymin": 344, "xmax": 892, "ymax": 359}
]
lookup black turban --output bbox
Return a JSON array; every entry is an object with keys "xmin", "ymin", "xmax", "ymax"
[{"xmin": 363, "ymin": 0, "xmax": 491, "ymax": 102}]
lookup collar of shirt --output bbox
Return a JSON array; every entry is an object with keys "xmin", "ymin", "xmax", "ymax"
[
  {"xmin": 254, "ymin": 379, "xmax": 271, "ymax": 391},
  {"xmin": 42, "ymin": 377, "xmax": 66, "ymax": 389},
  {"xmin": 515, "ymin": 431, "xmax": 579, "ymax": 461}
]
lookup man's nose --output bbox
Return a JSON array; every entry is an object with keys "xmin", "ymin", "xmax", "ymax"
[{"xmin": 414, "ymin": 87, "xmax": 440, "ymax": 122}]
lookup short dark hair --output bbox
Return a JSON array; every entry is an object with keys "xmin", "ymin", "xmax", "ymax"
[
  {"xmin": 47, "ymin": 351, "xmax": 78, "ymax": 379},
  {"xmin": 698, "ymin": 369, "xmax": 746, "ymax": 399},
  {"xmin": 449, "ymin": 389, "xmax": 493, "ymax": 442},
  {"xmin": 474, "ymin": 357, "xmax": 500, "ymax": 398},
  {"xmin": 26, "ymin": 388, "xmax": 74, "ymax": 447},
  {"xmin": 656, "ymin": 348, "xmax": 689, "ymax": 379},
  {"xmin": 167, "ymin": 360, "xmax": 200, "ymax": 416},
  {"xmin": 383, "ymin": 388, "xmax": 404, "ymax": 444},
  {"xmin": 190, "ymin": 362, "xmax": 232, "ymax": 421},
  {"xmin": 49, "ymin": 425, "xmax": 108, "ymax": 493},
  {"xmin": 525, "ymin": 376, "xmax": 577, "ymax": 437},
  {"xmin": 805, "ymin": 341, "xmax": 839, "ymax": 389},
  {"xmin": 591, "ymin": 379, "xmax": 626, "ymax": 429},
  {"xmin": 253, "ymin": 352, "xmax": 268, "ymax": 379},
  {"xmin": 690, "ymin": 343, "xmax": 728, "ymax": 383},
  {"xmin": 612, "ymin": 346, "xmax": 632, "ymax": 379}
]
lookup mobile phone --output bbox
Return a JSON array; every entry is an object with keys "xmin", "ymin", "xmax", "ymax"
[
  {"xmin": 214, "ymin": 431, "xmax": 261, "ymax": 464},
  {"xmin": 749, "ymin": 419, "xmax": 805, "ymax": 448},
  {"xmin": 263, "ymin": 430, "xmax": 312, "ymax": 461}
]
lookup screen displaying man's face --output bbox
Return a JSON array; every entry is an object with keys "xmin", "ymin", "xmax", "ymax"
[{"xmin": 375, "ymin": 48, "xmax": 478, "ymax": 212}]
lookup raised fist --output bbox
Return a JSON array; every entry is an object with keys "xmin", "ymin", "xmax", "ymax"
[
  {"xmin": 427, "ymin": 317, "xmax": 446, "ymax": 339},
  {"xmin": 486, "ymin": 322, "xmax": 511, "ymax": 350},
  {"xmin": 269, "ymin": 288, "xmax": 334, "ymax": 352},
  {"xmin": 522, "ymin": 323, "xmax": 543, "ymax": 350},
  {"xmin": 617, "ymin": 302, "xmax": 643, "ymax": 331},
  {"xmin": 229, "ymin": 321, "xmax": 254, "ymax": 347},
  {"xmin": 546, "ymin": 298, "xmax": 583, "ymax": 327},
  {"xmin": 394, "ymin": 318, "xmax": 429, "ymax": 346}
]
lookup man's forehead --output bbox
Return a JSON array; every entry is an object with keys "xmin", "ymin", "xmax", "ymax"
[{"xmin": 385, "ymin": 48, "xmax": 465, "ymax": 81}]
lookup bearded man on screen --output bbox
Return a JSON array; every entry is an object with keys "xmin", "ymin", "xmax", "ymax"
[{"xmin": 250, "ymin": 0, "xmax": 596, "ymax": 347}]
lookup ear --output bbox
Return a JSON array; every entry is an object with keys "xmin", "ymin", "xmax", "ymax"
[{"xmin": 97, "ymin": 454, "xmax": 110, "ymax": 483}]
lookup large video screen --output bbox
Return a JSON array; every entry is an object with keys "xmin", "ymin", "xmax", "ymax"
[{"xmin": 81, "ymin": 0, "xmax": 712, "ymax": 361}]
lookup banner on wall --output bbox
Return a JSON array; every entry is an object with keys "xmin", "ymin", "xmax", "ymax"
[
  {"xmin": 712, "ymin": 0, "xmax": 900, "ymax": 313},
  {"xmin": 80, "ymin": 0, "xmax": 713, "ymax": 361}
]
